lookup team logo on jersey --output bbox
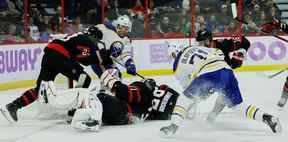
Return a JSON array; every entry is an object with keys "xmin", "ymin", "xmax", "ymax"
[{"xmin": 110, "ymin": 41, "xmax": 124, "ymax": 57}]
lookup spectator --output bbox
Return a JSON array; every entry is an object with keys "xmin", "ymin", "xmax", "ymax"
[
  {"xmin": 130, "ymin": 0, "xmax": 146, "ymax": 20},
  {"xmin": 156, "ymin": 16, "xmax": 173, "ymax": 36}
]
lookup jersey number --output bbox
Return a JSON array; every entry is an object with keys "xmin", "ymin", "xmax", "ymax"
[
  {"xmin": 189, "ymin": 49, "xmax": 208, "ymax": 65},
  {"xmin": 151, "ymin": 90, "xmax": 165, "ymax": 111}
]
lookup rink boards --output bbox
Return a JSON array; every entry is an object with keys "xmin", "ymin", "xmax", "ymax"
[{"xmin": 0, "ymin": 36, "xmax": 288, "ymax": 90}]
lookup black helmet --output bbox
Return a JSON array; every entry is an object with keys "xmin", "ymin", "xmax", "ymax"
[
  {"xmin": 196, "ymin": 29, "xmax": 212, "ymax": 41},
  {"xmin": 144, "ymin": 78, "xmax": 157, "ymax": 91},
  {"xmin": 87, "ymin": 26, "xmax": 103, "ymax": 39}
]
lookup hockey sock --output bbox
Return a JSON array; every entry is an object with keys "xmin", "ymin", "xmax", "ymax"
[
  {"xmin": 277, "ymin": 77, "xmax": 288, "ymax": 108},
  {"xmin": 171, "ymin": 95, "xmax": 193, "ymax": 126},
  {"xmin": 282, "ymin": 77, "xmax": 288, "ymax": 96},
  {"xmin": 233, "ymin": 103, "xmax": 264, "ymax": 121},
  {"xmin": 12, "ymin": 88, "xmax": 38, "ymax": 108},
  {"xmin": 245, "ymin": 105, "xmax": 263, "ymax": 121}
]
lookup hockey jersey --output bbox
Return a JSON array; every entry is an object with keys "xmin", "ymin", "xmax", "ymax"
[
  {"xmin": 173, "ymin": 46, "xmax": 230, "ymax": 89},
  {"xmin": 45, "ymin": 32, "xmax": 100, "ymax": 66},
  {"xmin": 112, "ymin": 81, "xmax": 179, "ymax": 120},
  {"xmin": 96, "ymin": 22, "xmax": 133, "ymax": 66}
]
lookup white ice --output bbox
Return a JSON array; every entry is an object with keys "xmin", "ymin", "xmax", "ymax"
[{"xmin": 0, "ymin": 72, "xmax": 288, "ymax": 142}]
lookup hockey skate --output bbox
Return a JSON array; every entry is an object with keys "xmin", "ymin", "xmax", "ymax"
[
  {"xmin": 263, "ymin": 114, "xmax": 282, "ymax": 133},
  {"xmin": 277, "ymin": 92, "xmax": 288, "ymax": 110},
  {"xmin": 72, "ymin": 119, "xmax": 101, "ymax": 132},
  {"xmin": 159, "ymin": 123, "xmax": 179, "ymax": 137},
  {"xmin": 0, "ymin": 103, "xmax": 18, "ymax": 123}
]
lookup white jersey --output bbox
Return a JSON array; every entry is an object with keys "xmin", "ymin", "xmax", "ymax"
[
  {"xmin": 96, "ymin": 24, "xmax": 133, "ymax": 65},
  {"xmin": 174, "ymin": 46, "xmax": 230, "ymax": 89}
]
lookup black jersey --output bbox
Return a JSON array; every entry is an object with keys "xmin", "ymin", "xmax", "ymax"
[
  {"xmin": 146, "ymin": 85, "xmax": 179, "ymax": 120},
  {"xmin": 215, "ymin": 36, "xmax": 250, "ymax": 69},
  {"xmin": 45, "ymin": 32, "xmax": 109, "ymax": 66},
  {"xmin": 113, "ymin": 81, "xmax": 179, "ymax": 120}
]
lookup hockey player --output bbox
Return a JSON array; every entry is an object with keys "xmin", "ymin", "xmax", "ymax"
[
  {"xmin": 160, "ymin": 29, "xmax": 282, "ymax": 136},
  {"xmin": 91, "ymin": 15, "xmax": 136, "ymax": 77},
  {"xmin": 37, "ymin": 81, "xmax": 103, "ymax": 132},
  {"xmin": 0, "ymin": 26, "xmax": 102, "ymax": 123},
  {"xmin": 1, "ymin": 15, "xmax": 137, "ymax": 123},
  {"xmin": 172, "ymin": 29, "xmax": 250, "ymax": 120},
  {"xmin": 97, "ymin": 69, "xmax": 179, "ymax": 125}
]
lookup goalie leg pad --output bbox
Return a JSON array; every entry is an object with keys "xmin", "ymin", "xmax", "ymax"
[
  {"xmin": 71, "ymin": 94, "xmax": 103, "ymax": 131},
  {"xmin": 38, "ymin": 81, "xmax": 56, "ymax": 104},
  {"xmin": 75, "ymin": 73, "xmax": 91, "ymax": 88}
]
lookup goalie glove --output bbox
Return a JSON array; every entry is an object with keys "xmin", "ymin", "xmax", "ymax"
[{"xmin": 100, "ymin": 69, "xmax": 121, "ymax": 90}]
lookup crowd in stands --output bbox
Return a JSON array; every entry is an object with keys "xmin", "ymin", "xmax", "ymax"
[{"xmin": 0, "ymin": 0, "xmax": 285, "ymax": 44}]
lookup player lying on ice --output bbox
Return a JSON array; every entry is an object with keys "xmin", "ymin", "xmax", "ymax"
[
  {"xmin": 33, "ymin": 68, "xmax": 180, "ymax": 131},
  {"xmin": 160, "ymin": 29, "xmax": 282, "ymax": 137},
  {"xmin": 95, "ymin": 69, "xmax": 180, "ymax": 125}
]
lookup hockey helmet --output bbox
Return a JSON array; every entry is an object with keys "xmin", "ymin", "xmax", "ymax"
[
  {"xmin": 112, "ymin": 15, "xmax": 132, "ymax": 36},
  {"xmin": 87, "ymin": 26, "xmax": 103, "ymax": 39},
  {"xmin": 196, "ymin": 29, "xmax": 212, "ymax": 42},
  {"xmin": 144, "ymin": 78, "xmax": 157, "ymax": 91}
]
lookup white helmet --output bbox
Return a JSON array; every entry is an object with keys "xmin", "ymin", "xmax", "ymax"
[{"xmin": 112, "ymin": 15, "xmax": 132, "ymax": 32}]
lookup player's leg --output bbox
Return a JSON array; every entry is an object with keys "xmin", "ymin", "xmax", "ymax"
[
  {"xmin": 1, "ymin": 51, "xmax": 72, "ymax": 122},
  {"xmin": 1, "ymin": 67, "xmax": 57, "ymax": 122},
  {"xmin": 160, "ymin": 75, "xmax": 212, "ymax": 137},
  {"xmin": 206, "ymin": 93, "xmax": 226, "ymax": 122},
  {"xmin": 60, "ymin": 60, "xmax": 91, "ymax": 88},
  {"xmin": 277, "ymin": 76, "xmax": 288, "ymax": 109},
  {"xmin": 71, "ymin": 92, "xmax": 103, "ymax": 132},
  {"xmin": 223, "ymin": 69, "xmax": 282, "ymax": 133},
  {"xmin": 38, "ymin": 81, "xmax": 103, "ymax": 131}
]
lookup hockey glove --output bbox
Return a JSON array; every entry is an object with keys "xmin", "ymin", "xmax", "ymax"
[
  {"xmin": 125, "ymin": 59, "xmax": 136, "ymax": 75},
  {"xmin": 260, "ymin": 22, "xmax": 279, "ymax": 33},
  {"xmin": 228, "ymin": 48, "xmax": 246, "ymax": 69}
]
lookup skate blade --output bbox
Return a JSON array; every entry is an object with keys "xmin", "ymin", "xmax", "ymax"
[
  {"xmin": 0, "ymin": 107, "xmax": 16, "ymax": 123},
  {"xmin": 273, "ymin": 118, "xmax": 282, "ymax": 133}
]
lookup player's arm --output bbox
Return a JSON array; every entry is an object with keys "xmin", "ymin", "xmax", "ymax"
[
  {"xmin": 216, "ymin": 36, "xmax": 250, "ymax": 69},
  {"xmin": 260, "ymin": 19, "xmax": 288, "ymax": 33},
  {"xmin": 113, "ymin": 37, "xmax": 137, "ymax": 75},
  {"xmin": 100, "ymin": 69, "xmax": 141, "ymax": 103}
]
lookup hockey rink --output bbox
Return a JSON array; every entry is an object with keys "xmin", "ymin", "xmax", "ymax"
[{"xmin": 0, "ymin": 72, "xmax": 288, "ymax": 142}]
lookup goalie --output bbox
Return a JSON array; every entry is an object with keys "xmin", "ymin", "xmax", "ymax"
[{"xmin": 37, "ymin": 81, "xmax": 103, "ymax": 132}]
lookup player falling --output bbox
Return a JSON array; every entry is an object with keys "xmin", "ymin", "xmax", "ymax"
[{"xmin": 160, "ymin": 29, "xmax": 282, "ymax": 137}]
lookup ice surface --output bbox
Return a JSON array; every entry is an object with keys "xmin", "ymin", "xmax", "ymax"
[{"xmin": 0, "ymin": 72, "xmax": 287, "ymax": 142}]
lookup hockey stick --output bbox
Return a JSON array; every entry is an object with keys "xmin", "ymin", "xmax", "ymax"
[
  {"xmin": 257, "ymin": 68, "xmax": 288, "ymax": 79},
  {"xmin": 230, "ymin": 2, "xmax": 288, "ymax": 43},
  {"xmin": 110, "ymin": 56, "xmax": 146, "ymax": 80}
]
